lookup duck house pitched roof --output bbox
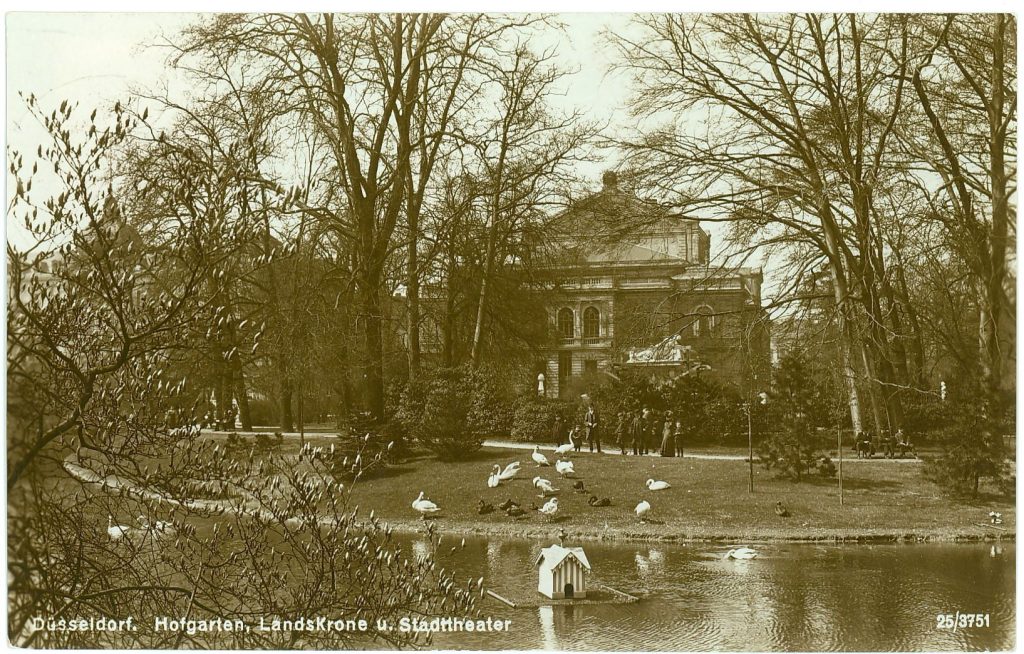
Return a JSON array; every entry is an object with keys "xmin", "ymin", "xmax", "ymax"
[{"xmin": 536, "ymin": 545, "xmax": 591, "ymax": 573}]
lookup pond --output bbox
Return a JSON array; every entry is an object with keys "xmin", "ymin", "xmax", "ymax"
[{"xmin": 397, "ymin": 536, "xmax": 1014, "ymax": 651}]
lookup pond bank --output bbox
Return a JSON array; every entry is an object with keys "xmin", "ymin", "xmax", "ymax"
[
  {"xmin": 359, "ymin": 516, "xmax": 1014, "ymax": 544},
  {"xmin": 65, "ymin": 444, "xmax": 1014, "ymax": 546}
]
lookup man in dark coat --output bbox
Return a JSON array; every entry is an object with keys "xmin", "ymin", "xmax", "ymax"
[
  {"xmin": 585, "ymin": 404, "xmax": 601, "ymax": 453},
  {"xmin": 615, "ymin": 412, "xmax": 628, "ymax": 454},
  {"xmin": 552, "ymin": 414, "xmax": 565, "ymax": 446},
  {"xmin": 629, "ymin": 411, "xmax": 643, "ymax": 455}
]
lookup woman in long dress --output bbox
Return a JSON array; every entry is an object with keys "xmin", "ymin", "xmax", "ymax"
[{"xmin": 659, "ymin": 410, "xmax": 676, "ymax": 457}]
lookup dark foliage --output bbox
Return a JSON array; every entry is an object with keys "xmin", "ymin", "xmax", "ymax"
[{"xmin": 759, "ymin": 353, "xmax": 826, "ymax": 481}]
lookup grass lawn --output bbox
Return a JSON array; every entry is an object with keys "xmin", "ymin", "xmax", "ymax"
[{"xmin": 335, "ymin": 445, "xmax": 1014, "ymax": 543}]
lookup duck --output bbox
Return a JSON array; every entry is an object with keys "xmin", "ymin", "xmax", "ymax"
[
  {"xmin": 572, "ymin": 480, "xmax": 587, "ymax": 494},
  {"xmin": 725, "ymin": 547, "xmax": 758, "ymax": 560},
  {"xmin": 555, "ymin": 460, "xmax": 576, "ymax": 477},
  {"xmin": 538, "ymin": 497, "xmax": 559, "ymax": 521},
  {"xmin": 487, "ymin": 466, "xmax": 501, "ymax": 488},
  {"xmin": 477, "ymin": 499, "xmax": 495, "ymax": 515},
  {"xmin": 554, "ymin": 442, "xmax": 573, "ymax": 456},
  {"xmin": 532, "ymin": 446, "xmax": 551, "ymax": 467},
  {"xmin": 774, "ymin": 501, "xmax": 789, "ymax": 518},
  {"xmin": 498, "ymin": 498, "xmax": 520, "ymax": 511},
  {"xmin": 588, "ymin": 495, "xmax": 611, "ymax": 507},
  {"xmin": 635, "ymin": 500, "xmax": 651, "ymax": 522},
  {"xmin": 646, "ymin": 479, "xmax": 671, "ymax": 491},
  {"xmin": 506, "ymin": 505, "xmax": 527, "ymax": 518},
  {"xmin": 989, "ymin": 511, "xmax": 1003, "ymax": 525},
  {"xmin": 411, "ymin": 491, "xmax": 441, "ymax": 520},
  {"xmin": 498, "ymin": 461, "xmax": 521, "ymax": 481},
  {"xmin": 533, "ymin": 476, "xmax": 558, "ymax": 496}
]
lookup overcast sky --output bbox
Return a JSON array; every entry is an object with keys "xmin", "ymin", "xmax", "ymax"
[{"xmin": 6, "ymin": 13, "xmax": 646, "ymax": 247}]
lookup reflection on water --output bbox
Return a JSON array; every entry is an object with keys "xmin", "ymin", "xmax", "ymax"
[{"xmin": 398, "ymin": 535, "xmax": 1014, "ymax": 651}]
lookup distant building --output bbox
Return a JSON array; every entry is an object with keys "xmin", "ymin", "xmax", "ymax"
[
  {"xmin": 536, "ymin": 172, "xmax": 770, "ymax": 398},
  {"xmin": 536, "ymin": 545, "xmax": 591, "ymax": 599}
]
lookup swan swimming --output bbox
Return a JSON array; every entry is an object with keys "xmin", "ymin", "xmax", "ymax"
[{"xmin": 725, "ymin": 547, "xmax": 758, "ymax": 560}]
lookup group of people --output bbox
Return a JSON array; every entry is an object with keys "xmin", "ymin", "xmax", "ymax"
[
  {"xmin": 552, "ymin": 405, "xmax": 686, "ymax": 458},
  {"xmin": 856, "ymin": 428, "xmax": 916, "ymax": 458}
]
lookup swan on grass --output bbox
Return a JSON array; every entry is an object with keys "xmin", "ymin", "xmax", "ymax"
[
  {"xmin": 411, "ymin": 491, "xmax": 441, "ymax": 519},
  {"xmin": 531, "ymin": 446, "xmax": 551, "ymax": 467},
  {"xmin": 532, "ymin": 476, "xmax": 559, "ymax": 496},
  {"xmin": 555, "ymin": 460, "xmax": 575, "ymax": 477},
  {"xmin": 538, "ymin": 497, "xmax": 559, "ymax": 521},
  {"xmin": 635, "ymin": 500, "xmax": 651, "ymax": 522},
  {"xmin": 497, "ymin": 462, "xmax": 521, "ymax": 481},
  {"xmin": 646, "ymin": 479, "xmax": 671, "ymax": 491}
]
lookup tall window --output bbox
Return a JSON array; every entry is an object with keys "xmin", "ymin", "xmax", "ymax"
[
  {"xmin": 582, "ymin": 306, "xmax": 600, "ymax": 339},
  {"xmin": 558, "ymin": 352, "xmax": 573, "ymax": 381},
  {"xmin": 693, "ymin": 305, "xmax": 716, "ymax": 337},
  {"xmin": 558, "ymin": 308, "xmax": 575, "ymax": 339}
]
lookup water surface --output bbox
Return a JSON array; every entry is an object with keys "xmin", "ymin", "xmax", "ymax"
[{"xmin": 400, "ymin": 536, "xmax": 1014, "ymax": 651}]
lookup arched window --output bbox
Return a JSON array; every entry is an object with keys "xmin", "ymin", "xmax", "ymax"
[
  {"xmin": 557, "ymin": 308, "xmax": 575, "ymax": 340},
  {"xmin": 693, "ymin": 305, "xmax": 716, "ymax": 337},
  {"xmin": 583, "ymin": 306, "xmax": 600, "ymax": 339}
]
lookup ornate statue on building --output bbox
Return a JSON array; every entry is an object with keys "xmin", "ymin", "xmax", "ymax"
[{"xmin": 627, "ymin": 334, "xmax": 689, "ymax": 365}]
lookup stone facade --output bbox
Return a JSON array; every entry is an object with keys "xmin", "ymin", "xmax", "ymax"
[{"xmin": 537, "ymin": 174, "xmax": 770, "ymax": 398}]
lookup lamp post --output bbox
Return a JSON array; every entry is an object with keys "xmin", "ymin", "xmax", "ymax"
[
  {"xmin": 837, "ymin": 420, "xmax": 844, "ymax": 506},
  {"xmin": 746, "ymin": 402, "xmax": 754, "ymax": 493},
  {"xmin": 744, "ymin": 391, "xmax": 768, "ymax": 494}
]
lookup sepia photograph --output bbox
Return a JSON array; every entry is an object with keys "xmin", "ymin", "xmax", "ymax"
[{"xmin": 5, "ymin": 7, "xmax": 1017, "ymax": 651}]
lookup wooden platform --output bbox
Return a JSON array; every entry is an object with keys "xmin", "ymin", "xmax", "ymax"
[{"xmin": 486, "ymin": 584, "xmax": 642, "ymax": 608}]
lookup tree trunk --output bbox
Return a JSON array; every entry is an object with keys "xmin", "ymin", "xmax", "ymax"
[
  {"xmin": 360, "ymin": 279, "xmax": 386, "ymax": 420},
  {"xmin": 442, "ymin": 278, "xmax": 456, "ymax": 367},
  {"xmin": 280, "ymin": 378, "xmax": 294, "ymax": 432},
  {"xmin": 234, "ymin": 367, "xmax": 252, "ymax": 431},
  {"xmin": 471, "ymin": 203, "xmax": 500, "ymax": 366},
  {"xmin": 982, "ymin": 12, "xmax": 1009, "ymax": 403},
  {"xmin": 406, "ymin": 220, "xmax": 421, "ymax": 378}
]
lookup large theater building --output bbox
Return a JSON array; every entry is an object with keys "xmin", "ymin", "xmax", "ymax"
[{"xmin": 536, "ymin": 173, "xmax": 770, "ymax": 398}]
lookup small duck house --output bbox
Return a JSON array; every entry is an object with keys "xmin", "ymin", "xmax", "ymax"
[{"xmin": 536, "ymin": 545, "xmax": 591, "ymax": 599}]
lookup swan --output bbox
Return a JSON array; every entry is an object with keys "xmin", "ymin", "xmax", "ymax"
[
  {"xmin": 533, "ymin": 476, "xmax": 558, "ymax": 496},
  {"xmin": 635, "ymin": 500, "xmax": 651, "ymax": 522},
  {"xmin": 554, "ymin": 442, "xmax": 573, "ymax": 456},
  {"xmin": 498, "ymin": 461, "xmax": 521, "ymax": 481},
  {"xmin": 137, "ymin": 515, "xmax": 174, "ymax": 536},
  {"xmin": 538, "ymin": 497, "xmax": 559, "ymax": 521},
  {"xmin": 646, "ymin": 479, "xmax": 671, "ymax": 491},
  {"xmin": 725, "ymin": 547, "xmax": 758, "ymax": 560},
  {"xmin": 487, "ymin": 465, "xmax": 501, "ymax": 488},
  {"xmin": 411, "ymin": 491, "xmax": 441, "ymax": 520},
  {"xmin": 588, "ymin": 495, "xmax": 611, "ymax": 507},
  {"xmin": 555, "ymin": 460, "xmax": 575, "ymax": 477},
  {"xmin": 531, "ymin": 446, "xmax": 551, "ymax": 467},
  {"xmin": 107, "ymin": 515, "xmax": 144, "ymax": 541}
]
